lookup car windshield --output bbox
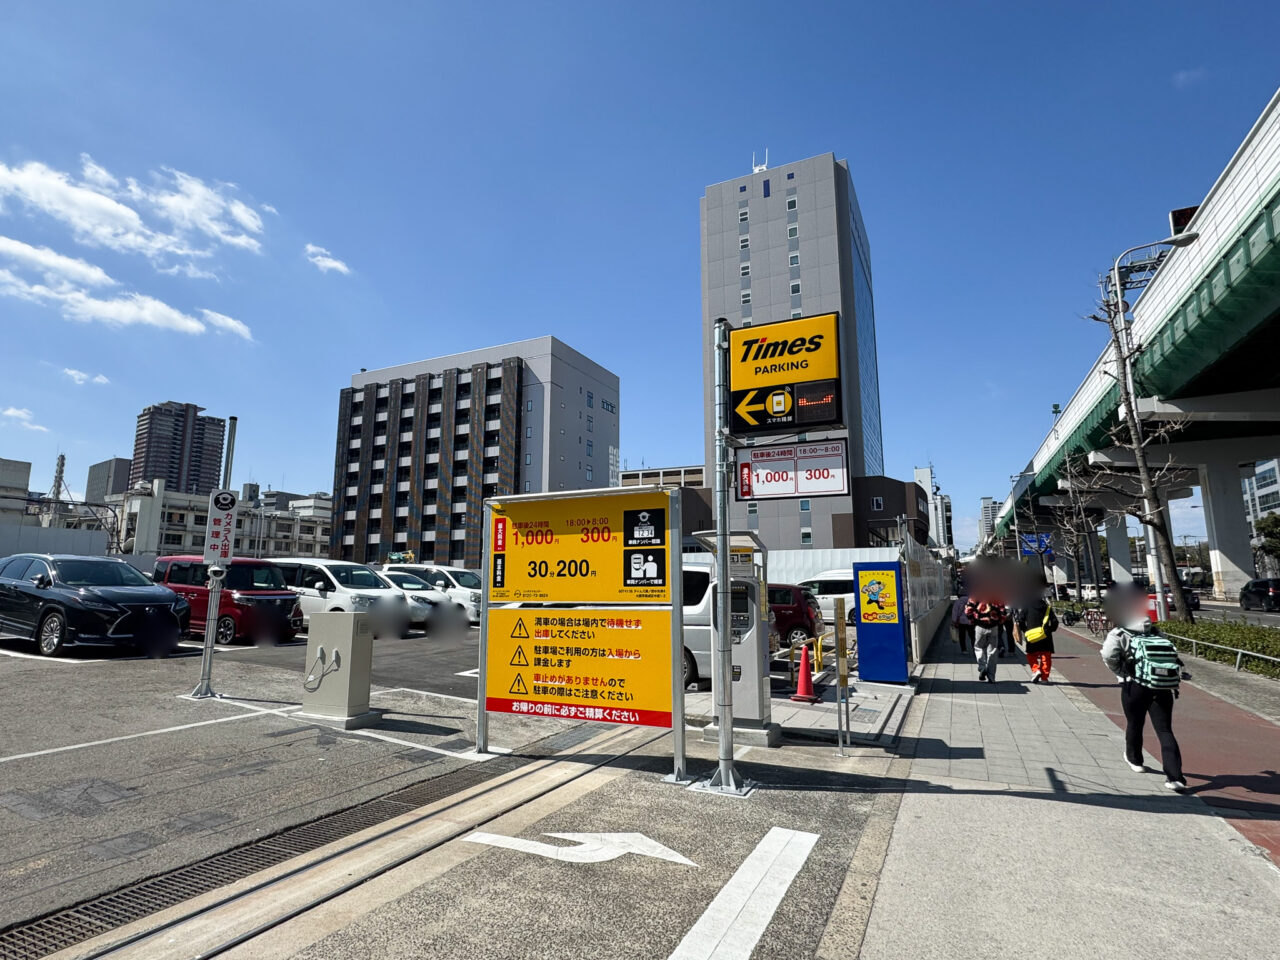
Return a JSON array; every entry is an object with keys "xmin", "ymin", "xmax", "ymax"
[
  {"xmin": 54, "ymin": 559, "xmax": 152, "ymax": 587},
  {"xmin": 226, "ymin": 564, "xmax": 287, "ymax": 590},
  {"xmin": 388, "ymin": 573, "xmax": 429, "ymax": 590},
  {"xmin": 329, "ymin": 565, "xmax": 390, "ymax": 589},
  {"xmin": 451, "ymin": 570, "xmax": 481, "ymax": 589}
]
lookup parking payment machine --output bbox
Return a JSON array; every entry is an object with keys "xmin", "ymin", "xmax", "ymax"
[{"xmin": 696, "ymin": 531, "xmax": 775, "ymax": 735}]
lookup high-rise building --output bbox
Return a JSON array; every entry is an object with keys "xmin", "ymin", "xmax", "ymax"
[
  {"xmin": 85, "ymin": 457, "xmax": 132, "ymax": 505},
  {"xmin": 701, "ymin": 153, "xmax": 883, "ymax": 550},
  {"xmin": 332, "ymin": 336, "xmax": 619, "ymax": 568},
  {"xmin": 913, "ymin": 465, "xmax": 954, "ymax": 551},
  {"xmin": 129, "ymin": 402, "xmax": 225, "ymax": 497},
  {"xmin": 1243, "ymin": 458, "xmax": 1280, "ymax": 533},
  {"xmin": 978, "ymin": 497, "xmax": 1000, "ymax": 543},
  {"xmin": 937, "ymin": 494, "xmax": 954, "ymax": 550}
]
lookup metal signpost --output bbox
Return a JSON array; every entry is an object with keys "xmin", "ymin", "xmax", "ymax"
[
  {"xmin": 834, "ymin": 597, "xmax": 850, "ymax": 755},
  {"xmin": 476, "ymin": 486, "xmax": 689, "ymax": 782},
  {"xmin": 191, "ymin": 418, "xmax": 236, "ymax": 700}
]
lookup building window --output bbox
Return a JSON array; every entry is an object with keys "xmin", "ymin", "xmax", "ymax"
[
  {"xmin": 526, "ymin": 426, "xmax": 532, "ymax": 438},
  {"xmin": 586, "ymin": 416, "xmax": 593, "ymax": 432},
  {"xmin": 787, "ymin": 224, "xmax": 798, "ymax": 239},
  {"xmin": 800, "ymin": 529, "xmax": 813, "ymax": 546},
  {"xmin": 524, "ymin": 481, "xmax": 531, "ymax": 492},
  {"xmin": 739, "ymin": 185, "xmax": 746, "ymax": 192},
  {"xmin": 525, "ymin": 453, "xmax": 531, "ymax": 465},
  {"xmin": 586, "ymin": 465, "xmax": 593, "ymax": 482},
  {"xmin": 787, "ymin": 196, "xmax": 797, "ymax": 211},
  {"xmin": 740, "ymin": 263, "xmax": 750, "ymax": 277},
  {"xmin": 790, "ymin": 281, "xmax": 801, "ymax": 295},
  {"xmin": 762, "ymin": 178, "xmax": 770, "ymax": 198},
  {"xmin": 586, "ymin": 440, "xmax": 593, "ymax": 457},
  {"xmin": 791, "ymin": 310, "xmax": 802, "ymax": 318},
  {"xmin": 747, "ymin": 501, "xmax": 757, "ymax": 515},
  {"xmin": 739, "ymin": 236, "xmax": 749, "ymax": 250},
  {"xmin": 738, "ymin": 209, "xmax": 748, "ymax": 223},
  {"xmin": 601, "ymin": 399, "xmax": 616, "ymax": 413},
  {"xmin": 741, "ymin": 290, "xmax": 751, "ymax": 305},
  {"xmin": 786, "ymin": 172, "xmax": 794, "ymax": 180},
  {"xmin": 800, "ymin": 499, "xmax": 810, "ymax": 512},
  {"xmin": 526, "ymin": 400, "xmax": 533, "ymax": 412},
  {"xmin": 789, "ymin": 252, "xmax": 799, "ymax": 266},
  {"xmin": 871, "ymin": 497, "xmax": 884, "ymax": 511},
  {"xmin": 586, "ymin": 391, "xmax": 593, "ymax": 408}
]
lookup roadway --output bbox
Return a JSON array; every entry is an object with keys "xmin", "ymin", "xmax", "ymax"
[{"xmin": 1190, "ymin": 598, "xmax": 1280, "ymax": 629}]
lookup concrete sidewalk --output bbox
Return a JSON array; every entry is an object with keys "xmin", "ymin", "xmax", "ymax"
[{"xmin": 860, "ymin": 640, "xmax": 1280, "ymax": 960}]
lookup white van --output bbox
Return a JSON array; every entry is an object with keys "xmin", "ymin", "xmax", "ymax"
[
  {"xmin": 273, "ymin": 558, "xmax": 409, "ymax": 634},
  {"xmin": 381, "ymin": 564, "xmax": 482, "ymax": 624},
  {"xmin": 797, "ymin": 569, "xmax": 858, "ymax": 625}
]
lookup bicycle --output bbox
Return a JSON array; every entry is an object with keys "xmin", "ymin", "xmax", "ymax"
[{"xmin": 1083, "ymin": 607, "xmax": 1109, "ymax": 636}]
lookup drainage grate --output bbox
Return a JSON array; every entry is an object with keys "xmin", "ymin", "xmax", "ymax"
[{"xmin": 0, "ymin": 722, "xmax": 606, "ymax": 960}]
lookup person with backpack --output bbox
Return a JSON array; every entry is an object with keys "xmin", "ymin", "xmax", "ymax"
[
  {"xmin": 1101, "ymin": 617, "xmax": 1187, "ymax": 791},
  {"xmin": 951, "ymin": 591, "xmax": 974, "ymax": 653},
  {"xmin": 1014, "ymin": 572, "xmax": 1058, "ymax": 683}
]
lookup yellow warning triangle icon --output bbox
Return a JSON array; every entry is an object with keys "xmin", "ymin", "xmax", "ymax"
[
  {"xmin": 510, "ymin": 618, "xmax": 529, "ymax": 639},
  {"xmin": 510, "ymin": 645, "xmax": 529, "ymax": 666},
  {"xmin": 509, "ymin": 673, "xmax": 528, "ymax": 695}
]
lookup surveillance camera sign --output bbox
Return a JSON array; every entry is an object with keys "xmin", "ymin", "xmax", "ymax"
[{"xmin": 203, "ymin": 488, "xmax": 238, "ymax": 565}]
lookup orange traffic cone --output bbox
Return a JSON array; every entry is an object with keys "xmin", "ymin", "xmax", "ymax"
[{"xmin": 791, "ymin": 644, "xmax": 821, "ymax": 703}]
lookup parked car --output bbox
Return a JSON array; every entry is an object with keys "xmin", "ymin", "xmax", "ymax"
[
  {"xmin": 379, "ymin": 570, "xmax": 459, "ymax": 631},
  {"xmin": 381, "ymin": 564, "xmax": 482, "ymax": 624},
  {"xmin": 796, "ymin": 570, "xmax": 858, "ymax": 625},
  {"xmin": 767, "ymin": 584, "xmax": 825, "ymax": 647},
  {"xmin": 1239, "ymin": 578, "xmax": 1280, "ymax": 612},
  {"xmin": 1148, "ymin": 584, "xmax": 1201, "ymax": 611},
  {"xmin": 272, "ymin": 558, "xmax": 410, "ymax": 636},
  {"xmin": 0, "ymin": 554, "xmax": 189, "ymax": 656},
  {"xmin": 153, "ymin": 555, "xmax": 302, "ymax": 644}
]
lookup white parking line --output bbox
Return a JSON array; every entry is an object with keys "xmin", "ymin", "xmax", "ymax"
[
  {"xmin": 0, "ymin": 704, "xmax": 303, "ymax": 764},
  {"xmin": 454, "ymin": 668, "xmax": 480, "ymax": 678},
  {"xmin": 372, "ymin": 686, "xmax": 478, "ymax": 705},
  {"xmin": 668, "ymin": 827, "xmax": 819, "ymax": 960}
]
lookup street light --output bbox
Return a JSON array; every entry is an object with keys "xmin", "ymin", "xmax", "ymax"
[{"xmin": 1108, "ymin": 232, "xmax": 1199, "ymax": 621}]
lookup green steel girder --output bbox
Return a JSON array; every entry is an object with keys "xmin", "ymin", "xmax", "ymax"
[{"xmin": 995, "ymin": 181, "xmax": 1280, "ymax": 539}]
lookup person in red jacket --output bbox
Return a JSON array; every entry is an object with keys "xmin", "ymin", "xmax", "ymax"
[{"xmin": 964, "ymin": 594, "xmax": 1007, "ymax": 683}]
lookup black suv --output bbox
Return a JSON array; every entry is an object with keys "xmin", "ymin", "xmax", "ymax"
[
  {"xmin": 1240, "ymin": 578, "xmax": 1280, "ymax": 612},
  {"xmin": 0, "ymin": 554, "xmax": 190, "ymax": 656}
]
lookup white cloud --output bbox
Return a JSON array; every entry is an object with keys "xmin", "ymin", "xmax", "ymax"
[
  {"xmin": 0, "ymin": 267, "xmax": 207, "ymax": 334},
  {"xmin": 79, "ymin": 153, "xmax": 118, "ymax": 190},
  {"xmin": 0, "ymin": 235, "xmax": 116, "ymax": 288},
  {"xmin": 201, "ymin": 309, "xmax": 254, "ymax": 341},
  {"xmin": 2, "ymin": 407, "xmax": 49, "ymax": 432},
  {"xmin": 1172, "ymin": 67, "xmax": 1207, "ymax": 90},
  {"xmin": 260, "ymin": 203, "xmax": 278, "ymax": 215},
  {"xmin": 61, "ymin": 368, "xmax": 110, "ymax": 386},
  {"xmin": 305, "ymin": 243, "xmax": 350, "ymax": 274},
  {"xmin": 135, "ymin": 168, "xmax": 262, "ymax": 253}
]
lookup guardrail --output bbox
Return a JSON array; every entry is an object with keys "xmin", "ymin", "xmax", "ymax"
[{"xmin": 1162, "ymin": 631, "xmax": 1280, "ymax": 672}]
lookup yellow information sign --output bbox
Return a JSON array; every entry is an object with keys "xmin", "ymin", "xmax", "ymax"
[
  {"xmin": 484, "ymin": 607, "xmax": 673, "ymax": 727},
  {"xmin": 857, "ymin": 570, "xmax": 900, "ymax": 624},
  {"xmin": 488, "ymin": 490, "xmax": 673, "ymax": 604},
  {"xmin": 728, "ymin": 313, "xmax": 840, "ymax": 391}
]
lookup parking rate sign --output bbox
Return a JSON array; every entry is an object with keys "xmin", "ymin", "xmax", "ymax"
[
  {"xmin": 485, "ymin": 607, "xmax": 674, "ymax": 727},
  {"xmin": 488, "ymin": 491, "xmax": 673, "ymax": 605},
  {"xmin": 203, "ymin": 489, "xmax": 238, "ymax": 565}
]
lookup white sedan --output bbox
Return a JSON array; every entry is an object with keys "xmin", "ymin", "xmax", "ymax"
[{"xmin": 378, "ymin": 571, "xmax": 455, "ymax": 631}]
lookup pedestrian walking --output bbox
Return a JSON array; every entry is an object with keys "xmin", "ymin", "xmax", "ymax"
[
  {"xmin": 951, "ymin": 592, "xmax": 974, "ymax": 653},
  {"xmin": 1014, "ymin": 573, "xmax": 1057, "ymax": 683},
  {"xmin": 1101, "ymin": 612, "xmax": 1187, "ymax": 791},
  {"xmin": 964, "ymin": 595, "xmax": 1006, "ymax": 683}
]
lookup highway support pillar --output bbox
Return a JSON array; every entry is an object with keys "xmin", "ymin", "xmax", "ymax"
[
  {"xmin": 1199, "ymin": 458, "xmax": 1255, "ymax": 601},
  {"xmin": 1104, "ymin": 515, "xmax": 1133, "ymax": 583}
]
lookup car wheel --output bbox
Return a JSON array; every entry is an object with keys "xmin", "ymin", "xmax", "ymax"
[
  {"xmin": 37, "ymin": 611, "xmax": 67, "ymax": 656},
  {"xmin": 682, "ymin": 649, "xmax": 697, "ymax": 688},
  {"xmin": 786, "ymin": 626, "xmax": 811, "ymax": 647},
  {"xmin": 215, "ymin": 615, "xmax": 238, "ymax": 645},
  {"xmin": 1240, "ymin": 597, "xmax": 1250, "ymax": 610}
]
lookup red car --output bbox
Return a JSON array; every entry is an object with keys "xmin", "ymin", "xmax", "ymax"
[
  {"xmin": 767, "ymin": 583, "xmax": 825, "ymax": 647},
  {"xmin": 153, "ymin": 556, "xmax": 303, "ymax": 644}
]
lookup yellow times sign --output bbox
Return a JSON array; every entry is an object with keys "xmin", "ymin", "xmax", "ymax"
[
  {"xmin": 485, "ymin": 607, "xmax": 673, "ymax": 728},
  {"xmin": 728, "ymin": 313, "xmax": 840, "ymax": 391},
  {"xmin": 488, "ymin": 490, "xmax": 672, "ymax": 604}
]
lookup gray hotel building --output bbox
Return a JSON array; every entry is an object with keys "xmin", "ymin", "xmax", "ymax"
[
  {"xmin": 701, "ymin": 153, "xmax": 883, "ymax": 550},
  {"xmin": 331, "ymin": 337, "xmax": 619, "ymax": 568}
]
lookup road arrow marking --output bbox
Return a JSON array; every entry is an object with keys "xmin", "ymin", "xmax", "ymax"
[
  {"xmin": 734, "ymin": 391, "xmax": 765, "ymax": 426},
  {"xmin": 462, "ymin": 831, "xmax": 695, "ymax": 866}
]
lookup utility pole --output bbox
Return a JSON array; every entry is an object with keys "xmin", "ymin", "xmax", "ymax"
[{"xmin": 1105, "ymin": 239, "xmax": 1197, "ymax": 622}]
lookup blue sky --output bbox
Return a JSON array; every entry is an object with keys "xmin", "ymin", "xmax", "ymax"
[{"xmin": 1, "ymin": 3, "xmax": 1277, "ymax": 549}]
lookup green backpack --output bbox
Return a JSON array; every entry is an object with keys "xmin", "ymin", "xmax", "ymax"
[{"xmin": 1127, "ymin": 631, "xmax": 1183, "ymax": 691}]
